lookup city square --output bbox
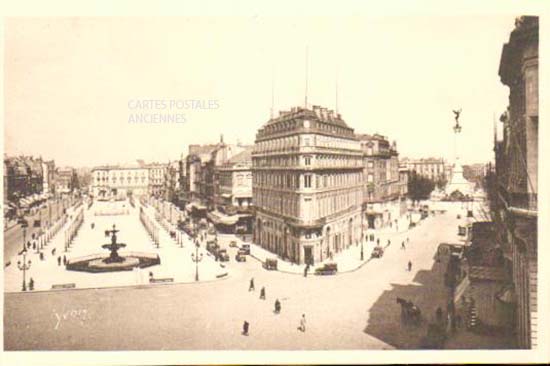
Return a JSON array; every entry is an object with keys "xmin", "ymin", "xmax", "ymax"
[{"xmin": 3, "ymin": 12, "xmax": 539, "ymax": 358}]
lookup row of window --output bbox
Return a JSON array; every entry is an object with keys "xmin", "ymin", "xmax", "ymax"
[
  {"xmin": 254, "ymin": 188, "xmax": 362, "ymax": 222},
  {"xmin": 254, "ymin": 134, "xmax": 360, "ymax": 153},
  {"xmin": 253, "ymin": 153, "xmax": 363, "ymax": 168},
  {"xmin": 253, "ymin": 171, "xmax": 363, "ymax": 190}
]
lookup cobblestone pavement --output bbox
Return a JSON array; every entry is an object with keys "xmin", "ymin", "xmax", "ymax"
[{"xmin": 5, "ymin": 205, "xmax": 476, "ymax": 350}]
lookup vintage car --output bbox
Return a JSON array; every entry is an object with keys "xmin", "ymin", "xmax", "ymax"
[
  {"xmin": 235, "ymin": 252, "xmax": 247, "ymax": 262},
  {"xmin": 217, "ymin": 249, "xmax": 230, "ymax": 262},
  {"xmin": 262, "ymin": 258, "xmax": 278, "ymax": 270},
  {"xmin": 239, "ymin": 243, "xmax": 251, "ymax": 255},
  {"xmin": 314, "ymin": 263, "xmax": 338, "ymax": 275},
  {"xmin": 206, "ymin": 242, "xmax": 219, "ymax": 256},
  {"xmin": 229, "ymin": 240, "xmax": 238, "ymax": 248},
  {"xmin": 371, "ymin": 246, "xmax": 384, "ymax": 258}
]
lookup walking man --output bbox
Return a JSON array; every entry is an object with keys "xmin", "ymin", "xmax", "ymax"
[
  {"xmin": 408, "ymin": 260, "xmax": 412, "ymax": 272},
  {"xmin": 274, "ymin": 299, "xmax": 281, "ymax": 314},
  {"xmin": 260, "ymin": 286, "xmax": 266, "ymax": 300},
  {"xmin": 298, "ymin": 314, "xmax": 306, "ymax": 332},
  {"xmin": 57, "ymin": 256, "xmax": 61, "ymax": 266},
  {"xmin": 401, "ymin": 241, "xmax": 406, "ymax": 250},
  {"xmin": 63, "ymin": 255, "xmax": 67, "ymax": 265},
  {"xmin": 242, "ymin": 320, "xmax": 249, "ymax": 336},
  {"xmin": 249, "ymin": 277, "xmax": 255, "ymax": 291}
]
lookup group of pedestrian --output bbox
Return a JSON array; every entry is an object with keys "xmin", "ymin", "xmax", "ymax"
[{"xmin": 243, "ymin": 277, "xmax": 307, "ymax": 336}]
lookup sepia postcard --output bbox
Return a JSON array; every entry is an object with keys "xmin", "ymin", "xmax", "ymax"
[{"xmin": 1, "ymin": 1, "xmax": 548, "ymax": 365}]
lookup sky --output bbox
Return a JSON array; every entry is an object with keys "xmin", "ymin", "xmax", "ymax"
[{"xmin": 4, "ymin": 16, "xmax": 516, "ymax": 167}]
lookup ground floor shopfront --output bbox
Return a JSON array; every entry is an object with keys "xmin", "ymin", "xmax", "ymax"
[
  {"xmin": 363, "ymin": 197, "xmax": 407, "ymax": 230},
  {"xmin": 254, "ymin": 207, "xmax": 362, "ymax": 265}
]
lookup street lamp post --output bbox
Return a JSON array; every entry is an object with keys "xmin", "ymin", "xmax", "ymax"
[
  {"xmin": 17, "ymin": 250, "xmax": 31, "ymax": 291},
  {"xmin": 191, "ymin": 242, "xmax": 203, "ymax": 282}
]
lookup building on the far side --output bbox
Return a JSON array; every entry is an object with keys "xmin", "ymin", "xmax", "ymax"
[{"xmin": 357, "ymin": 133, "xmax": 406, "ymax": 230}]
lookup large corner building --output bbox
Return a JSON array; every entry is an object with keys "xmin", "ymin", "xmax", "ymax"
[{"xmin": 252, "ymin": 106, "xmax": 363, "ymax": 265}]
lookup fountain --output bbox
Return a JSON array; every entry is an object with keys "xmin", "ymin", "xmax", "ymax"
[
  {"xmin": 66, "ymin": 224, "xmax": 160, "ymax": 273},
  {"xmin": 102, "ymin": 225, "xmax": 126, "ymax": 263}
]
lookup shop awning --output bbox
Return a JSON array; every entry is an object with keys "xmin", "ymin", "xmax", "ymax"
[{"xmin": 207, "ymin": 211, "xmax": 239, "ymax": 226}]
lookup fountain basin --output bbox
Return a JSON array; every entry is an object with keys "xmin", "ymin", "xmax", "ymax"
[{"xmin": 66, "ymin": 252, "xmax": 160, "ymax": 273}]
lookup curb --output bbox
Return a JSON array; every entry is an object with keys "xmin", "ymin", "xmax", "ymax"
[{"xmin": 4, "ymin": 271, "xmax": 231, "ymax": 295}]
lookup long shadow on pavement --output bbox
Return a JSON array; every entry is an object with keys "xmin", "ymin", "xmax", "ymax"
[{"xmin": 363, "ymin": 249, "xmax": 449, "ymax": 349}]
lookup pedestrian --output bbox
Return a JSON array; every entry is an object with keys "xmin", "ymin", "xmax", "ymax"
[
  {"xmin": 387, "ymin": 239, "xmax": 391, "ymax": 246},
  {"xmin": 63, "ymin": 255, "xmax": 67, "ymax": 265},
  {"xmin": 401, "ymin": 241, "xmax": 405, "ymax": 250},
  {"xmin": 456, "ymin": 313, "xmax": 463, "ymax": 329},
  {"xmin": 27, "ymin": 241, "xmax": 31, "ymax": 249},
  {"xmin": 32, "ymin": 241, "xmax": 37, "ymax": 250},
  {"xmin": 304, "ymin": 264, "xmax": 309, "ymax": 277},
  {"xmin": 376, "ymin": 238, "xmax": 380, "ymax": 245},
  {"xmin": 249, "ymin": 278, "xmax": 255, "ymax": 291},
  {"xmin": 57, "ymin": 256, "xmax": 61, "ymax": 266},
  {"xmin": 408, "ymin": 260, "xmax": 412, "ymax": 272},
  {"xmin": 260, "ymin": 286, "xmax": 266, "ymax": 300},
  {"xmin": 242, "ymin": 320, "xmax": 249, "ymax": 336},
  {"xmin": 51, "ymin": 248, "xmax": 56, "ymax": 256},
  {"xmin": 274, "ymin": 299, "xmax": 281, "ymax": 314},
  {"xmin": 29, "ymin": 278, "xmax": 34, "ymax": 291},
  {"xmin": 39, "ymin": 252, "xmax": 44, "ymax": 261},
  {"xmin": 298, "ymin": 314, "xmax": 306, "ymax": 332}
]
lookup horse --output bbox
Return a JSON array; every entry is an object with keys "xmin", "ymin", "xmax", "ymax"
[{"xmin": 396, "ymin": 297, "xmax": 422, "ymax": 326}]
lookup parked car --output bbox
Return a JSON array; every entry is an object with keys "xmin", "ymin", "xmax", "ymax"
[
  {"xmin": 314, "ymin": 263, "xmax": 338, "ymax": 275},
  {"xmin": 229, "ymin": 240, "xmax": 238, "ymax": 248},
  {"xmin": 217, "ymin": 249, "xmax": 229, "ymax": 262},
  {"xmin": 240, "ymin": 243, "xmax": 250, "ymax": 255},
  {"xmin": 235, "ymin": 253, "xmax": 247, "ymax": 262},
  {"xmin": 371, "ymin": 246, "xmax": 384, "ymax": 258},
  {"xmin": 206, "ymin": 242, "xmax": 219, "ymax": 255},
  {"xmin": 262, "ymin": 258, "xmax": 278, "ymax": 270}
]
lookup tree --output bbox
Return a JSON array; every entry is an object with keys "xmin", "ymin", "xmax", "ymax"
[
  {"xmin": 407, "ymin": 171, "xmax": 435, "ymax": 205},
  {"xmin": 435, "ymin": 174, "xmax": 448, "ymax": 190}
]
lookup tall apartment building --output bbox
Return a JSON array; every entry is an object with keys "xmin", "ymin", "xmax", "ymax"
[
  {"xmin": 495, "ymin": 16, "xmax": 538, "ymax": 349},
  {"xmin": 358, "ymin": 134, "xmax": 405, "ymax": 229},
  {"xmin": 252, "ymin": 105, "xmax": 363, "ymax": 265}
]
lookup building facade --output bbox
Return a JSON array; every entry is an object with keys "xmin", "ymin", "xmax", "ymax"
[
  {"xmin": 401, "ymin": 157, "xmax": 448, "ymax": 182},
  {"xmin": 495, "ymin": 16, "xmax": 538, "ymax": 349},
  {"xmin": 148, "ymin": 163, "xmax": 167, "ymax": 198},
  {"xmin": 252, "ymin": 105, "xmax": 363, "ymax": 265},
  {"xmin": 358, "ymin": 134, "xmax": 405, "ymax": 229},
  {"xmin": 92, "ymin": 164, "xmax": 150, "ymax": 199},
  {"xmin": 55, "ymin": 167, "xmax": 78, "ymax": 195},
  {"xmin": 4, "ymin": 156, "xmax": 45, "ymax": 203}
]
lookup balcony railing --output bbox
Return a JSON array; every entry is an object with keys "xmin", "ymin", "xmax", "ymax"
[
  {"xmin": 508, "ymin": 192, "xmax": 537, "ymax": 212},
  {"xmin": 499, "ymin": 186, "xmax": 537, "ymax": 215}
]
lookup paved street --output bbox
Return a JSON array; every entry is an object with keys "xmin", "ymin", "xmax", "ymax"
[
  {"xmin": 5, "ymin": 207, "xmax": 466, "ymax": 350},
  {"xmin": 4, "ymin": 199, "xmax": 70, "ymax": 262}
]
